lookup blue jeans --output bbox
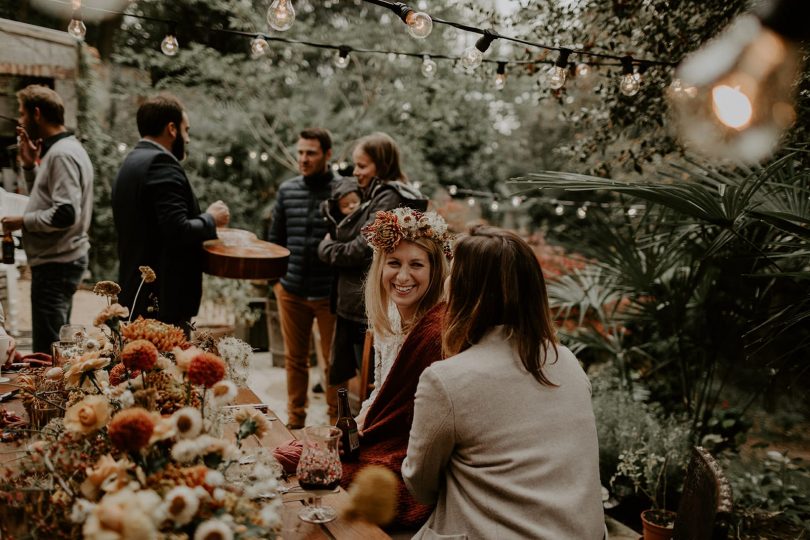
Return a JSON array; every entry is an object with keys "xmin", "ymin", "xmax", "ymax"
[{"xmin": 30, "ymin": 255, "xmax": 87, "ymax": 354}]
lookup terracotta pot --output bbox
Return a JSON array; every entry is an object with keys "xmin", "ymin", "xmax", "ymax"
[{"xmin": 641, "ymin": 509, "xmax": 676, "ymax": 540}]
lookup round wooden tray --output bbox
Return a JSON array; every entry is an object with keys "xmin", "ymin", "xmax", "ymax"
[{"xmin": 202, "ymin": 228, "xmax": 290, "ymax": 280}]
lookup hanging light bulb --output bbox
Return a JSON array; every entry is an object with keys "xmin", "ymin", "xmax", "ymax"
[
  {"xmin": 395, "ymin": 5, "xmax": 433, "ymax": 39},
  {"xmin": 260, "ymin": 152, "xmax": 269, "ymax": 162},
  {"xmin": 511, "ymin": 195, "xmax": 522, "ymax": 207},
  {"xmin": 67, "ymin": 12, "xmax": 87, "ymax": 40},
  {"xmin": 627, "ymin": 206, "xmax": 638, "ymax": 218},
  {"xmin": 161, "ymin": 26, "xmax": 179, "ymax": 56},
  {"xmin": 670, "ymin": 0, "xmax": 808, "ymax": 163},
  {"xmin": 619, "ymin": 56, "xmax": 641, "ymax": 96},
  {"xmin": 334, "ymin": 47, "xmax": 351, "ymax": 69},
  {"xmin": 448, "ymin": 184, "xmax": 458, "ymax": 196},
  {"xmin": 494, "ymin": 62, "xmax": 507, "ymax": 90},
  {"xmin": 224, "ymin": 156, "xmax": 234, "ymax": 166},
  {"xmin": 207, "ymin": 156, "xmax": 216, "ymax": 166},
  {"xmin": 467, "ymin": 197, "xmax": 476, "ymax": 207},
  {"xmin": 490, "ymin": 200, "xmax": 500, "ymax": 212},
  {"xmin": 461, "ymin": 31, "xmax": 497, "ymax": 71},
  {"xmin": 250, "ymin": 35, "xmax": 269, "ymax": 58},
  {"xmin": 421, "ymin": 55, "xmax": 437, "ymax": 78},
  {"xmin": 554, "ymin": 204, "xmax": 565, "ymax": 216},
  {"xmin": 249, "ymin": 150, "xmax": 258, "ymax": 160},
  {"xmin": 546, "ymin": 48, "xmax": 572, "ymax": 90},
  {"xmin": 267, "ymin": 0, "xmax": 296, "ymax": 31},
  {"xmin": 575, "ymin": 62, "xmax": 591, "ymax": 78},
  {"xmin": 576, "ymin": 205, "xmax": 588, "ymax": 219}
]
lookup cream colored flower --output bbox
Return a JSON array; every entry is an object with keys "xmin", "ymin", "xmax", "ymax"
[
  {"xmin": 148, "ymin": 413, "xmax": 176, "ymax": 445},
  {"xmin": 45, "ymin": 366, "xmax": 64, "ymax": 380},
  {"xmin": 235, "ymin": 407, "xmax": 271, "ymax": 439},
  {"xmin": 211, "ymin": 380, "xmax": 238, "ymax": 406},
  {"xmin": 163, "ymin": 486, "xmax": 199, "ymax": 526},
  {"xmin": 193, "ymin": 519, "xmax": 233, "ymax": 540},
  {"xmin": 172, "ymin": 407, "xmax": 203, "ymax": 439},
  {"xmin": 172, "ymin": 346, "xmax": 198, "ymax": 373},
  {"xmin": 93, "ymin": 303, "xmax": 130, "ymax": 328},
  {"xmin": 195, "ymin": 435, "xmax": 237, "ymax": 461},
  {"xmin": 171, "ymin": 439, "xmax": 201, "ymax": 463},
  {"xmin": 64, "ymin": 352, "xmax": 111, "ymax": 387},
  {"xmin": 65, "ymin": 395, "xmax": 111, "ymax": 435},
  {"xmin": 83, "ymin": 488, "xmax": 161, "ymax": 540},
  {"xmin": 80, "ymin": 455, "xmax": 134, "ymax": 501}
]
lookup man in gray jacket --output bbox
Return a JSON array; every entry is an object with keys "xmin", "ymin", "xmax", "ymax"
[
  {"xmin": 1, "ymin": 86, "xmax": 93, "ymax": 354},
  {"xmin": 268, "ymin": 128, "xmax": 339, "ymax": 428}
]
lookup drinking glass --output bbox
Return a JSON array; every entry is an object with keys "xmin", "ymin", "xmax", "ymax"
[
  {"xmin": 59, "ymin": 324, "xmax": 87, "ymax": 345},
  {"xmin": 296, "ymin": 426, "xmax": 342, "ymax": 523}
]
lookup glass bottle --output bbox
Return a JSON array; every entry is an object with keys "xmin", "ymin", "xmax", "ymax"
[
  {"xmin": 335, "ymin": 387, "xmax": 360, "ymax": 462},
  {"xmin": 2, "ymin": 229, "xmax": 14, "ymax": 264}
]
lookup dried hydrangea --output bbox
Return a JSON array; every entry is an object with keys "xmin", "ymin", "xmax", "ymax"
[
  {"xmin": 139, "ymin": 266, "xmax": 157, "ymax": 283},
  {"xmin": 92, "ymin": 280, "xmax": 121, "ymax": 298}
]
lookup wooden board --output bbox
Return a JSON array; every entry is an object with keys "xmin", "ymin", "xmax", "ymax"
[{"xmin": 202, "ymin": 227, "xmax": 290, "ymax": 280}]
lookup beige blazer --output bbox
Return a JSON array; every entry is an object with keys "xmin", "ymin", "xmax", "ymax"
[{"xmin": 402, "ymin": 328, "xmax": 605, "ymax": 540}]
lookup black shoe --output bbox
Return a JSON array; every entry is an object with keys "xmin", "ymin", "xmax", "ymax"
[{"xmin": 312, "ymin": 383, "xmax": 324, "ymax": 394}]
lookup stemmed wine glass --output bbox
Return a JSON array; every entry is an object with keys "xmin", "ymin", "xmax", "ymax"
[{"xmin": 296, "ymin": 426, "xmax": 342, "ymax": 523}]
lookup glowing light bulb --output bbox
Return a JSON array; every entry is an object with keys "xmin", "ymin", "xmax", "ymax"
[
  {"xmin": 494, "ymin": 62, "xmax": 507, "ymax": 90},
  {"xmin": 67, "ymin": 18, "xmax": 86, "ymax": 40},
  {"xmin": 461, "ymin": 46, "xmax": 484, "ymax": 70},
  {"xmin": 554, "ymin": 204, "xmax": 564, "ymax": 216},
  {"xmin": 260, "ymin": 152, "xmax": 269, "ymax": 162},
  {"xmin": 547, "ymin": 66, "xmax": 567, "ymax": 90},
  {"xmin": 421, "ymin": 55, "xmax": 437, "ymax": 78},
  {"xmin": 576, "ymin": 205, "xmax": 588, "ymax": 219},
  {"xmin": 627, "ymin": 207, "xmax": 638, "ymax": 218},
  {"xmin": 224, "ymin": 156, "xmax": 234, "ymax": 166},
  {"xmin": 575, "ymin": 63, "xmax": 591, "ymax": 78},
  {"xmin": 207, "ymin": 156, "xmax": 216, "ymax": 166},
  {"xmin": 250, "ymin": 36, "xmax": 269, "ymax": 58},
  {"xmin": 117, "ymin": 143, "xmax": 127, "ymax": 153},
  {"xmin": 490, "ymin": 200, "xmax": 500, "ymax": 212},
  {"xmin": 671, "ymin": 11, "xmax": 803, "ymax": 162},
  {"xmin": 161, "ymin": 34, "xmax": 179, "ymax": 56},
  {"xmin": 249, "ymin": 151, "xmax": 258, "ymax": 160},
  {"xmin": 405, "ymin": 11, "xmax": 433, "ymax": 39},
  {"xmin": 619, "ymin": 73, "xmax": 640, "ymax": 96},
  {"xmin": 267, "ymin": 0, "xmax": 295, "ymax": 32},
  {"xmin": 448, "ymin": 185, "xmax": 458, "ymax": 196},
  {"xmin": 334, "ymin": 49, "xmax": 350, "ymax": 69},
  {"xmin": 467, "ymin": 197, "xmax": 476, "ymax": 207},
  {"xmin": 511, "ymin": 195, "xmax": 522, "ymax": 207},
  {"xmin": 711, "ymin": 85, "xmax": 754, "ymax": 129}
]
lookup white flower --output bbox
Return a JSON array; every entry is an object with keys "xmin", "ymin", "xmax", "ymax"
[
  {"xmin": 204, "ymin": 470, "xmax": 225, "ymax": 487},
  {"xmin": 45, "ymin": 367, "xmax": 64, "ymax": 380},
  {"xmin": 172, "ymin": 407, "xmax": 203, "ymax": 439},
  {"xmin": 194, "ymin": 519, "xmax": 233, "ymax": 540},
  {"xmin": 163, "ymin": 486, "xmax": 199, "ymax": 526},
  {"xmin": 211, "ymin": 380, "xmax": 238, "ymax": 406},
  {"xmin": 259, "ymin": 499, "xmax": 282, "ymax": 528},
  {"xmin": 155, "ymin": 355, "xmax": 172, "ymax": 370},
  {"xmin": 213, "ymin": 488, "xmax": 227, "ymax": 502},
  {"xmin": 70, "ymin": 499, "xmax": 96, "ymax": 524},
  {"xmin": 171, "ymin": 439, "xmax": 201, "ymax": 463},
  {"xmin": 118, "ymin": 390, "xmax": 135, "ymax": 409}
]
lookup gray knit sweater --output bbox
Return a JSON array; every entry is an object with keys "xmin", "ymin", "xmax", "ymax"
[{"xmin": 22, "ymin": 134, "xmax": 93, "ymax": 266}]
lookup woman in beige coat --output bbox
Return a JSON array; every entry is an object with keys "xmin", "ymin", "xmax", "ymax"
[{"xmin": 402, "ymin": 226, "xmax": 605, "ymax": 540}]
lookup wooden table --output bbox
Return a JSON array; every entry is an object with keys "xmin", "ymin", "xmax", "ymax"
[{"xmin": 0, "ymin": 375, "xmax": 390, "ymax": 539}]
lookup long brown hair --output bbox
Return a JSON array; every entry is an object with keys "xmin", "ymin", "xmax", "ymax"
[
  {"xmin": 443, "ymin": 226, "xmax": 559, "ymax": 386},
  {"xmin": 355, "ymin": 132, "xmax": 407, "ymax": 182}
]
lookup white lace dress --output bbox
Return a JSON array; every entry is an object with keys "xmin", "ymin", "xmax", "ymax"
[{"xmin": 358, "ymin": 302, "xmax": 406, "ymax": 426}]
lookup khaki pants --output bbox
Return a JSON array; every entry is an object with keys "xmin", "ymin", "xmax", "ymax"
[{"xmin": 274, "ymin": 283, "xmax": 338, "ymax": 425}]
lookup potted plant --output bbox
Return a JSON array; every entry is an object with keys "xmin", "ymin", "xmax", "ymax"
[{"xmin": 611, "ymin": 447, "xmax": 676, "ymax": 540}]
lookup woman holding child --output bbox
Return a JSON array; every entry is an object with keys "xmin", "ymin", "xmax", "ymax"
[{"xmin": 403, "ymin": 226, "xmax": 605, "ymax": 539}]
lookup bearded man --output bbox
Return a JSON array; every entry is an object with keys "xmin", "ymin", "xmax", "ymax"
[
  {"xmin": 1, "ymin": 85, "xmax": 93, "ymax": 353},
  {"xmin": 112, "ymin": 94, "xmax": 229, "ymax": 335}
]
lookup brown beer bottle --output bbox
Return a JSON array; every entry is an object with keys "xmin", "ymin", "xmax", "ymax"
[
  {"xmin": 335, "ymin": 388, "xmax": 360, "ymax": 462},
  {"xmin": 2, "ymin": 230, "xmax": 14, "ymax": 265}
]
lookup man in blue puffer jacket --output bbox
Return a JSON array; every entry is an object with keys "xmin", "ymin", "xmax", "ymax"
[{"xmin": 268, "ymin": 128, "xmax": 340, "ymax": 428}]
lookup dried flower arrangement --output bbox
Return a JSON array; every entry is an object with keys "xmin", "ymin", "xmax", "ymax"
[{"xmin": 0, "ymin": 269, "xmax": 282, "ymax": 540}]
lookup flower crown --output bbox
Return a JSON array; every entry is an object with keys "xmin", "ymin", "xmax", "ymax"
[{"xmin": 362, "ymin": 207, "xmax": 454, "ymax": 259}]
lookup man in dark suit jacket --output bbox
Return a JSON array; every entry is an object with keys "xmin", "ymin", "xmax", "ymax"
[{"xmin": 112, "ymin": 94, "xmax": 229, "ymax": 334}]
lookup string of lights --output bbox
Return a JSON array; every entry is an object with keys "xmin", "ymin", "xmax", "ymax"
[{"xmin": 54, "ymin": 0, "xmax": 683, "ymax": 96}]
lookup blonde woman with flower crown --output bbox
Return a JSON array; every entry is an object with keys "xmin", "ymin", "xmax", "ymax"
[{"xmin": 340, "ymin": 207, "xmax": 452, "ymax": 530}]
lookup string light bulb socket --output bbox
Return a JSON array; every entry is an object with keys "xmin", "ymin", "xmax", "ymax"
[
  {"xmin": 250, "ymin": 35, "xmax": 269, "ymax": 58},
  {"xmin": 495, "ymin": 62, "xmax": 507, "ymax": 90},
  {"xmin": 461, "ymin": 30, "xmax": 497, "ymax": 70},
  {"xmin": 619, "ymin": 56, "xmax": 641, "ymax": 96},
  {"xmin": 421, "ymin": 55, "xmax": 437, "ymax": 78},
  {"xmin": 394, "ymin": 3, "xmax": 433, "ymax": 39},
  {"xmin": 334, "ymin": 46, "xmax": 351, "ymax": 69},
  {"xmin": 161, "ymin": 24, "xmax": 179, "ymax": 56},
  {"xmin": 546, "ymin": 48, "xmax": 571, "ymax": 90},
  {"xmin": 267, "ymin": 0, "xmax": 296, "ymax": 32},
  {"xmin": 67, "ymin": 10, "xmax": 87, "ymax": 40}
]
